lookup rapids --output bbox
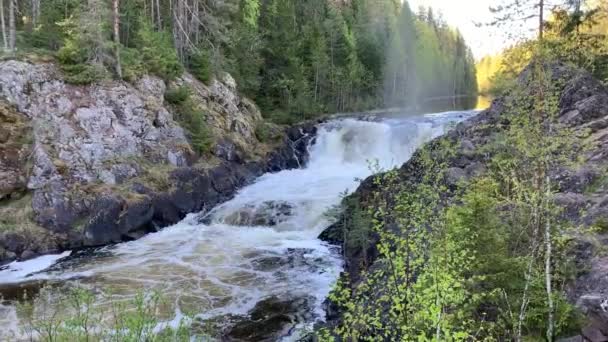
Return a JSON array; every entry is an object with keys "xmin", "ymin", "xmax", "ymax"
[{"xmin": 0, "ymin": 111, "xmax": 476, "ymax": 340}]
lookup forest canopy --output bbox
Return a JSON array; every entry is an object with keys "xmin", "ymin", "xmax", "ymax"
[{"xmin": 0, "ymin": 0, "xmax": 478, "ymax": 123}]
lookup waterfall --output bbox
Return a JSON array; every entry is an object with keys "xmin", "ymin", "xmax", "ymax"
[{"xmin": 0, "ymin": 111, "xmax": 476, "ymax": 340}]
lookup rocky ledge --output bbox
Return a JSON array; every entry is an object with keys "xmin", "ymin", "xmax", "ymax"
[
  {"xmin": 320, "ymin": 61, "xmax": 608, "ymax": 338},
  {"xmin": 0, "ymin": 59, "xmax": 318, "ymax": 264}
]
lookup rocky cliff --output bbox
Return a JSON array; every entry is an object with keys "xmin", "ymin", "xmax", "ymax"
[
  {"xmin": 0, "ymin": 60, "xmax": 316, "ymax": 264},
  {"xmin": 320, "ymin": 62, "xmax": 608, "ymax": 339}
]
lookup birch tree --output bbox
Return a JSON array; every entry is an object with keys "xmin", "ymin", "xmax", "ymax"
[{"xmin": 113, "ymin": 0, "xmax": 122, "ymax": 78}]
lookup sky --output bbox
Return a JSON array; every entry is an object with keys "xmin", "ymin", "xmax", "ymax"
[{"xmin": 408, "ymin": 0, "xmax": 537, "ymax": 59}]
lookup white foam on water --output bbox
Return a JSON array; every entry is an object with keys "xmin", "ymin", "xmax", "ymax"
[
  {"xmin": 0, "ymin": 251, "xmax": 71, "ymax": 284},
  {"xmin": 0, "ymin": 111, "xmax": 473, "ymax": 339}
]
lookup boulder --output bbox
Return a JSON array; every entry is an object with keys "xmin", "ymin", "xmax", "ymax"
[
  {"xmin": 221, "ymin": 201, "xmax": 294, "ymax": 227},
  {"xmin": 224, "ymin": 296, "xmax": 314, "ymax": 341}
]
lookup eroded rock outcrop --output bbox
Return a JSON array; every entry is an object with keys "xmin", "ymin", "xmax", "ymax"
[{"xmin": 0, "ymin": 60, "xmax": 317, "ymax": 263}]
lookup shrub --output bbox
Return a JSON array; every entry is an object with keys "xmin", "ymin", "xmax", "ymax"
[
  {"xmin": 177, "ymin": 100, "xmax": 214, "ymax": 155},
  {"xmin": 120, "ymin": 47, "xmax": 146, "ymax": 82},
  {"xmin": 164, "ymin": 86, "xmax": 214, "ymax": 155},
  {"xmin": 255, "ymin": 121, "xmax": 282, "ymax": 143},
  {"xmin": 266, "ymin": 110, "xmax": 299, "ymax": 125},
  {"xmin": 59, "ymin": 63, "xmax": 107, "ymax": 85},
  {"xmin": 17, "ymin": 286, "xmax": 192, "ymax": 341},
  {"xmin": 137, "ymin": 21, "xmax": 183, "ymax": 81},
  {"xmin": 56, "ymin": 33, "xmax": 107, "ymax": 85},
  {"xmin": 165, "ymin": 86, "xmax": 191, "ymax": 105},
  {"xmin": 188, "ymin": 51, "xmax": 213, "ymax": 84}
]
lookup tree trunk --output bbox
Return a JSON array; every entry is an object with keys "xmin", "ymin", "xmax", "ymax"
[
  {"xmin": 545, "ymin": 175, "xmax": 555, "ymax": 342},
  {"xmin": 0, "ymin": 0, "xmax": 8, "ymax": 51},
  {"xmin": 32, "ymin": 0, "xmax": 40, "ymax": 28},
  {"xmin": 113, "ymin": 0, "xmax": 122, "ymax": 78},
  {"xmin": 155, "ymin": 0, "xmax": 161, "ymax": 29},
  {"xmin": 150, "ymin": 0, "xmax": 155, "ymax": 27},
  {"xmin": 517, "ymin": 204, "xmax": 541, "ymax": 342},
  {"xmin": 539, "ymin": 0, "xmax": 544, "ymax": 40},
  {"xmin": 8, "ymin": 0, "xmax": 15, "ymax": 52}
]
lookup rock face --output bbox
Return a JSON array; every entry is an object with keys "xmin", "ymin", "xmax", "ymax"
[
  {"xmin": 0, "ymin": 60, "xmax": 317, "ymax": 263},
  {"xmin": 0, "ymin": 102, "xmax": 30, "ymax": 201},
  {"xmin": 319, "ymin": 61, "xmax": 608, "ymax": 334}
]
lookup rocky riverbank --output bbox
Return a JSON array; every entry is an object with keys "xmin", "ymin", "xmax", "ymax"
[
  {"xmin": 0, "ymin": 59, "xmax": 318, "ymax": 265},
  {"xmin": 319, "ymin": 61, "xmax": 608, "ymax": 339}
]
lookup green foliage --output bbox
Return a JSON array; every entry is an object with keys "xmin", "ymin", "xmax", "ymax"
[
  {"xmin": 54, "ymin": 2, "xmax": 113, "ymax": 85},
  {"xmin": 121, "ymin": 48, "xmax": 146, "ymax": 82},
  {"xmin": 164, "ymin": 86, "xmax": 191, "ymax": 105},
  {"xmin": 164, "ymin": 86, "xmax": 213, "ymax": 155},
  {"xmin": 239, "ymin": 0, "xmax": 261, "ymax": 28},
  {"xmin": 59, "ymin": 64, "xmax": 108, "ymax": 85},
  {"xmin": 254, "ymin": 121, "xmax": 281, "ymax": 143},
  {"xmin": 16, "ymin": 286, "xmax": 191, "ymax": 341},
  {"xmin": 137, "ymin": 21, "xmax": 183, "ymax": 81},
  {"xmin": 188, "ymin": 51, "xmax": 213, "ymax": 84},
  {"xmin": 23, "ymin": 0, "xmax": 80, "ymax": 51},
  {"xmin": 10, "ymin": 0, "xmax": 479, "ymax": 122},
  {"xmin": 250, "ymin": 0, "xmax": 478, "ymax": 122},
  {"xmin": 323, "ymin": 51, "xmax": 588, "ymax": 341},
  {"xmin": 479, "ymin": 2, "xmax": 608, "ymax": 96}
]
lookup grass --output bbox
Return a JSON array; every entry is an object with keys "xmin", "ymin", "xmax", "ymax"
[
  {"xmin": 93, "ymin": 157, "xmax": 178, "ymax": 196},
  {"xmin": 13, "ymin": 286, "xmax": 196, "ymax": 342},
  {"xmin": 255, "ymin": 121, "xmax": 282, "ymax": 143},
  {"xmin": 0, "ymin": 194, "xmax": 42, "ymax": 234}
]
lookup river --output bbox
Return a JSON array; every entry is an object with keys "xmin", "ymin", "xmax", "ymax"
[{"xmin": 0, "ymin": 110, "xmax": 476, "ymax": 340}]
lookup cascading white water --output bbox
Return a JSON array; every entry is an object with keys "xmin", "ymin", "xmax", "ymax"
[{"xmin": 0, "ymin": 111, "xmax": 476, "ymax": 340}]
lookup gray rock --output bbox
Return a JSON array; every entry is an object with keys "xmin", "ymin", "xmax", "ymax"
[
  {"xmin": 446, "ymin": 167, "xmax": 467, "ymax": 187},
  {"xmin": 19, "ymin": 250, "xmax": 36, "ymax": 260},
  {"xmin": 213, "ymin": 138, "xmax": 242, "ymax": 162},
  {"xmin": 553, "ymin": 192, "xmax": 589, "ymax": 221},
  {"xmin": 221, "ymin": 201, "xmax": 294, "ymax": 227},
  {"xmin": 0, "ymin": 60, "xmax": 188, "ymax": 190},
  {"xmin": 225, "ymin": 296, "xmax": 314, "ymax": 342},
  {"xmin": 582, "ymin": 325, "xmax": 608, "ymax": 342},
  {"xmin": 464, "ymin": 161, "xmax": 486, "ymax": 178},
  {"xmin": 557, "ymin": 336, "xmax": 583, "ymax": 342},
  {"xmin": 0, "ymin": 59, "xmax": 317, "ymax": 265},
  {"xmin": 0, "ymin": 103, "xmax": 31, "ymax": 200}
]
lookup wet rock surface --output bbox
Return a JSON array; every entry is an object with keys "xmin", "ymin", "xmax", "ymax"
[
  {"xmin": 223, "ymin": 296, "xmax": 314, "ymax": 342},
  {"xmin": 220, "ymin": 201, "xmax": 295, "ymax": 227}
]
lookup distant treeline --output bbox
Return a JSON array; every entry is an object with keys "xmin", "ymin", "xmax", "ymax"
[
  {"xmin": 1, "ymin": 0, "xmax": 478, "ymax": 123},
  {"xmin": 477, "ymin": 0, "xmax": 608, "ymax": 97}
]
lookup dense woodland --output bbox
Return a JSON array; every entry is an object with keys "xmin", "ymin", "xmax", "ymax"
[{"xmin": 0, "ymin": 0, "xmax": 478, "ymax": 123}]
